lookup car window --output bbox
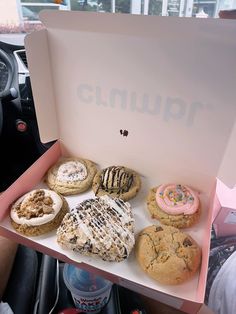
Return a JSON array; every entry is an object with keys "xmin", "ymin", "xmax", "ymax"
[{"xmin": 0, "ymin": 0, "xmax": 234, "ymax": 37}]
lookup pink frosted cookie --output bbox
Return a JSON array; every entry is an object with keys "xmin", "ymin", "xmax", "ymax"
[{"xmin": 147, "ymin": 184, "xmax": 200, "ymax": 228}]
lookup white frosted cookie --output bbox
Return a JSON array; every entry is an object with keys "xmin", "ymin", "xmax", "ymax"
[
  {"xmin": 10, "ymin": 189, "xmax": 69, "ymax": 236},
  {"xmin": 57, "ymin": 195, "xmax": 135, "ymax": 262},
  {"xmin": 92, "ymin": 166, "xmax": 141, "ymax": 201},
  {"xmin": 46, "ymin": 157, "xmax": 97, "ymax": 195}
]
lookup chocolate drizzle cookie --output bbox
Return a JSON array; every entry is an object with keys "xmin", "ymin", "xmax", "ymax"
[
  {"xmin": 135, "ymin": 225, "xmax": 201, "ymax": 285},
  {"xmin": 92, "ymin": 166, "xmax": 141, "ymax": 201},
  {"xmin": 57, "ymin": 195, "xmax": 135, "ymax": 262},
  {"xmin": 10, "ymin": 189, "xmax": 69, "ymax": 236},
  {"xmin": 46, "ymin": 157, "xmax": 97, "ymax": 195}
]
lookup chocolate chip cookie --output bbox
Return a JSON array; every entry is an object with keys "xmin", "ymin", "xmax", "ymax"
[{"xmin": 135, "ymin": 225, "xmax": 201, "ymax": 285}]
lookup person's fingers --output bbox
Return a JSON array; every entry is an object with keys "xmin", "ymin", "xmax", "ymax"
[{"xmin": 219, "ymin": 9, "xmax": 236, "ymax": 19}]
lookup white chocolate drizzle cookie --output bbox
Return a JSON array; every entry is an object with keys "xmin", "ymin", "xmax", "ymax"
[{"xmin": 57, "ymin": 195, "xmax": 135, "ymax": 262}]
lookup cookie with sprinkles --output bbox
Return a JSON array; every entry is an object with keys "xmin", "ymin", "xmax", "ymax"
[
  {"xmin": 147, "ymin": 184, "xmax": 201, "ymax": 228},
  {"xmin": 92, "ymin": 166, "xmax": 141, "ymax": 201},
  {"xmin": 46, "ymin": 157, "xmax": 97, "ymax": 196},
  {"xmin": 57, "ymin": 195, "xmax": 135, "ymax": 262}
]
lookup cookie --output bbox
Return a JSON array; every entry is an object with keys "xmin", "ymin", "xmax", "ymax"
[
  {"xmin": 46, "ymin": 157, "xmax": 97, "ymax": 195},
  {"xmin": 135, "ymin": 225, "xmax": 201, "ymax": 285},
  {"xmin": 57, "ymin": 195, "xmax": 135, "ymax": 262},
  {"xmin": 92, "ymin": 166, "xmax": 141, "ymax": 201},
  {"xmin": 147, "ymin": 184, "xmax": 200, "ymax": 229},
  {"xmin": 10, "ymin": 189, "xmax": 69, "ymax": 236}
]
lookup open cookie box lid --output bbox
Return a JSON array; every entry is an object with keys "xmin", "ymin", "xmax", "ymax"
[
  {"xmin": 25, "ymin": 10, "xmax": 236, "ymax": 190},
  {"xmin": 1, "ymin": 10, "xmax": 236, "ymax": 313}
]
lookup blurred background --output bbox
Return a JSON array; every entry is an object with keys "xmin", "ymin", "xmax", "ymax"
[{"xmin": 1, "ymin": 0, "xmax": 236, "ymax": 37}]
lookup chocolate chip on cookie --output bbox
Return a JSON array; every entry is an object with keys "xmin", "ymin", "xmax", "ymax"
[
  {"xmin": 135, "ymin": 225, "xmax": 201, "ymax": 285},
  {"xmin": 183, "ymin": 238, "xmax": 193, "ymax": 247}
]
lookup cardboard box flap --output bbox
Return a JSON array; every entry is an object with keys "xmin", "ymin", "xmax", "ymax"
[
  {"xmin": 25, "ymin": 29, "xmax": 58, "ymax": 142},
  {"xmin": 216, "ymin": 178, "xmax": 236, "ymax": 208},
  {"xmin": 25, "ymin": 11, "xmax": 236, "ymax": 192},
  {"xmin": 218, "ymin": 122, "xmax": 236, "ymax": 188},
  {"xmin": 213, "ymin": 178, "xmax": 236, "ymax": 238}
]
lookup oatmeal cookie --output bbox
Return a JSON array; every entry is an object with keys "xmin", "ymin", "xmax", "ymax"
[
  {"xmin": 46, "ymin": 157, "xmax": 97, "ymax": 195},
  {"xmin": 10, "ymin": 189, "xmax": 69, "ymax": 236},
  {"xmin": 135, "ymin": 225, "xmax": 201, "ymax": 285},
  {"xmin": 92, "ymin": 166, "xmax": 141, "ymax": 201},
  {"xmin": 147, "ymin": 184, "xmax": 200, "ymax": 229}
]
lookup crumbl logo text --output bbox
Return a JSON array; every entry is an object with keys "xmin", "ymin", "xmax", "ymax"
[{"xmin": 77, "ymin": 84, "xmax": 211, "ymax": 127}]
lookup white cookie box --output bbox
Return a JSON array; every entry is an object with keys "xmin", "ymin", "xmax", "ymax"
[{"xmin": 1, "ymin": 11, "xmax": 236, "ymax": 313}]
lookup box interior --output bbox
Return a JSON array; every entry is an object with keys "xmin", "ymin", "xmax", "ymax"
[
  {"xmin": 25, "ymin": 11, "xmax": 236, "ymax": 190},
  {"xmin": 0, "ymin": 142, "xmax": 211, "ymax": 305}
]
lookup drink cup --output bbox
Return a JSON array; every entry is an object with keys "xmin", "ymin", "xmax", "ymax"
[{"xmin": 63, "ymin": 263, "xmax": 113, "ymax": 314}]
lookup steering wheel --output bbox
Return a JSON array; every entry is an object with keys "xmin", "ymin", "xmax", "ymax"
[
  {"xmin": 0, "ymin": 93, "xmax": 2, "ymax": 136},
  {"xmin": 0, "ymin": 48, "xmax": 17, "ymax": 136}
]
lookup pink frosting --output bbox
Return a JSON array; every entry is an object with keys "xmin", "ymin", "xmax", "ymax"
[{"xmin": 156, "ymin": 184, "xmax": 199, "ymax": 215}]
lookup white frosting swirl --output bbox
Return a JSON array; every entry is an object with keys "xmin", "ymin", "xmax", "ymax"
[{"xmin": 57, "ymin": 161, "xmax": 87, "ymax": 182}]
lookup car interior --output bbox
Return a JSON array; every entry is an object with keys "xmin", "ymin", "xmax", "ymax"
[{"xmin": 0, "ymin": 40, "xmax": 50, "ymax": 192}]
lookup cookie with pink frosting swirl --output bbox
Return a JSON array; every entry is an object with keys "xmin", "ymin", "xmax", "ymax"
[{"xmin": 147, "ymin": 184, "xmax": 200, "ymax": 228}]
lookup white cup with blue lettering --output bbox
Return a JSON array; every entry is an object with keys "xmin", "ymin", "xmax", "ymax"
[{"xmin": 63, "ymin": 264, "xmax": 113, "ymax": 314}]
